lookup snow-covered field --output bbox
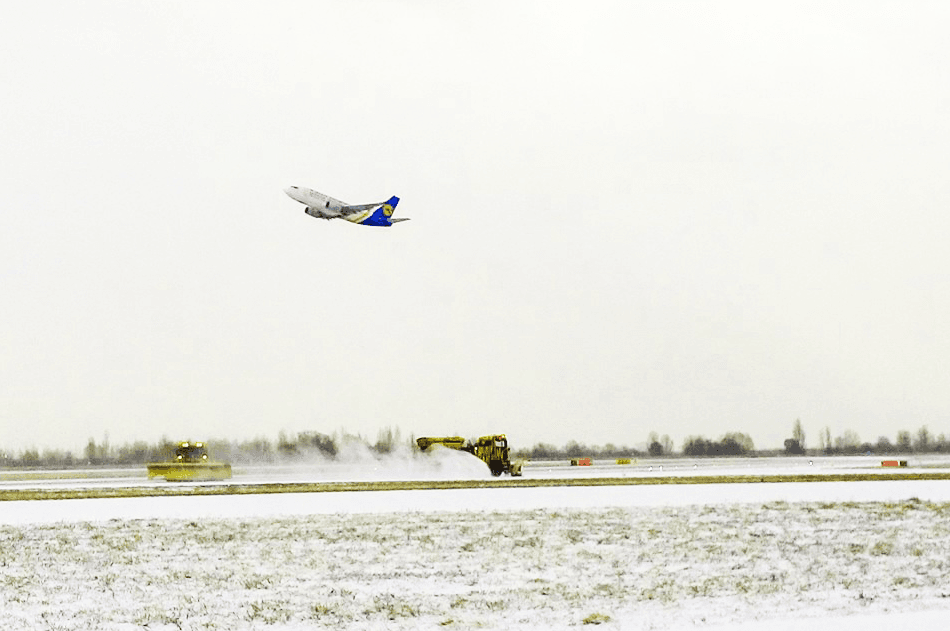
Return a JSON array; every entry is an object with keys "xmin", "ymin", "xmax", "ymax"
[{"xmin": 4, "ymin": 473, "xmax": 950, "ymax": 630}]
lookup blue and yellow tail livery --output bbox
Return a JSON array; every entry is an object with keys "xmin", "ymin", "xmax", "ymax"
[{"xmin": 358, "ymin": 196, "xmax": 405, "ymax": 227}]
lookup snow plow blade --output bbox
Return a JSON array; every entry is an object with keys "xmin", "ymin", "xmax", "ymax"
[{"xmin": 147, "ymin": 462, "xmax": 232, "ymax": 481}]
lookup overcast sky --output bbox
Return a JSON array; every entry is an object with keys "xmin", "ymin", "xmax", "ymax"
[{"xmin": 3, "ymin": 1, "xmax": 949, "ymax": 455}]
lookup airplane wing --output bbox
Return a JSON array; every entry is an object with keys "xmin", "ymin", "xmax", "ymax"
[
  {"xmin": 317, "ymin": 193, "xmax": 349, "ymax": 211},
  {"xmin": 339, "ymin": 201, "xmax": 390, "ymax": 214}
]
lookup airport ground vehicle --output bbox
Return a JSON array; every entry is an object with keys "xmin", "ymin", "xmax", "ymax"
[
  {"xmin": 416, "ymin": 434, "xmax": 523, "ymax": 476},
  {"xmin": 146, "ymin": 441, "xmax": 232, "ymax": 481}
]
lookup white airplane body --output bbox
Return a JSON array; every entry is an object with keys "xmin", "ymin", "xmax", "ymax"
[{"xmin": 284, "ymin": 186, "xmax": 407, "ymax": 227}]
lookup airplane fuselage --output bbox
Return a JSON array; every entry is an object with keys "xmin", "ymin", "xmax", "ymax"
[{"xmin": 284, "ymin": 187, "xmax": 344, "ymax": 217}]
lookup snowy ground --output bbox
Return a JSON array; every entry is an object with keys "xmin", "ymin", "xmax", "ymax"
[
  {"xmin": 4, "ymin": 457, "xmax": 950, "ymax": 630},
  {"xmin": 4, "ymin": 497, "xmax": 950, "ymax": 630}
]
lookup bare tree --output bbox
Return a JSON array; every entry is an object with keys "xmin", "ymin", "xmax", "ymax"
[
  {"xmin": 876, "ymin": 436, "xmax": 894, "ymax": 453},
  {"xmin": 661, "ymin": 434, "xmax": 674, "ymax": 455},
  {"xmin": 834, "ymin": 429, "xmax": 861, "ymax": 454},
  {"xmin": 896, "ymin": 430, "xmax": 912, "ymax": 452},
  {"xmin": 792, "ymin": 419, "xmax": 806, "ymax": 451}
]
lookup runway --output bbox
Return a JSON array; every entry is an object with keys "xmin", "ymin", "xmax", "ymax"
[
  {"xmin": 4, "ymin": 455, "xmax": 950, "ymax": 525},
  {"xmin": 2, "ymin": 454, "xmax": 949, "ymax": 498}
]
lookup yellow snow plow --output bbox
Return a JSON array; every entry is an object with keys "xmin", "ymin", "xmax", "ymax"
[
  {"xmin": 147, "ymin": 441, "xmax": 232, "ymax": 481},
  {"xmin": 416, "ymin": 434, "xmax": 523, "ymax": 476}
]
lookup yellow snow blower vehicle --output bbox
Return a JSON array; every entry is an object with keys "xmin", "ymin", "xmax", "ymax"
[
  {"xmin": 416, "ymin": 434, "xmax": 523, "ymax": 476},
  {"xmin": 147, "ymin": 441, "xmax": 232, "ymax": 481}
]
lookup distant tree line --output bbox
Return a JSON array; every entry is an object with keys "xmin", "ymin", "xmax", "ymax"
[
  {"xmin": 681, "ymin": 432, "xmax": 755, "ymax": 457},
  {"xmin": 512, "ymin": 441, "xmax": 642, "ymax": 461},
  {"xmin": 779, "ymin": 419, "xmax": 950, "ymax": 456},
  {"xmin": 800, "ymin": 425, "xmax": 950, "ymax": 456},
  {"xmin": 4, "ymin": 422, "xmax": 950, "ymax": 468},
  {"xmin": 0, "ymin": 427, "xmax": 409, "ymax": 469},
  {"xmin": 511, "ymin": 432, "xmax": 678, "ymax": 460}
]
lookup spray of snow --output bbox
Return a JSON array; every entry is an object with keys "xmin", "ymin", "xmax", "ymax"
[{"xmin": 243, "ymin": 441, "xmax": 492, "ymax": 483}]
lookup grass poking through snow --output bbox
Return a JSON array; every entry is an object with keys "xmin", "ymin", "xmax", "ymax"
[{"xmin": 3, "ymin": 500, "xmax": 950, "ymax": 629}]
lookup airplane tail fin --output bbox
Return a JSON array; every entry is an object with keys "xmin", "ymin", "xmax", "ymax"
[
  {"xmin": 345, "ymin": 195, "xmax": 407, "ymax": 226},
  {"xmin": 385, "ymin": 196, "xmax": 409, "ymax": 223}
]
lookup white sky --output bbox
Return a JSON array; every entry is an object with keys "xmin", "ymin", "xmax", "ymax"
[{"xmin": 2, "ymin": 1, "xmax": 949, "ymax": 454}]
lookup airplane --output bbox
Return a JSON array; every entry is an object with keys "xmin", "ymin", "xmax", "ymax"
[{"xmin": 284, "ymin": 186, "xmax": 408, "ymax": 227}]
